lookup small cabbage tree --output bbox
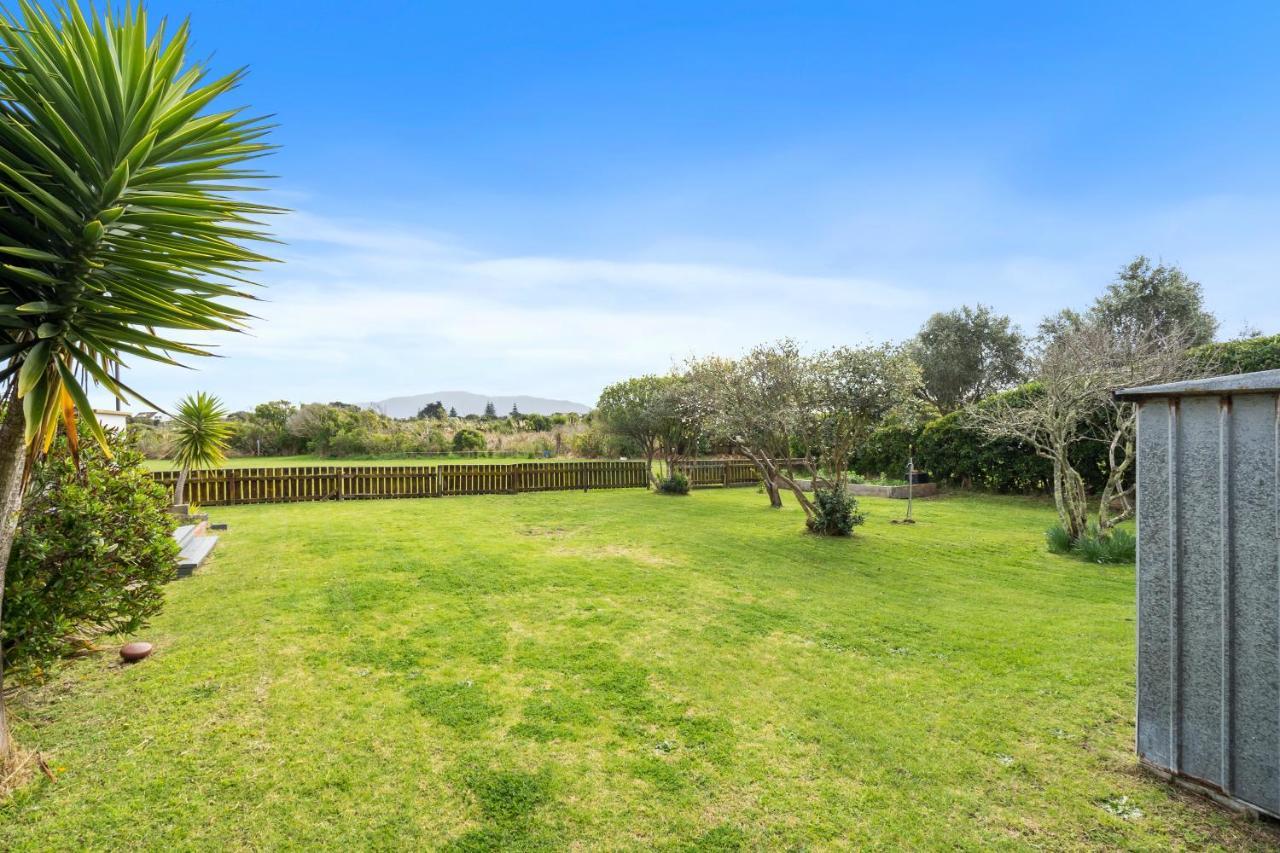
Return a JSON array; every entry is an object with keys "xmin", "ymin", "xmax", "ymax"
[
  {"xmin": 0, "ymin": 1, "xmax": 277, "ymax": 761},
  {"xmin": 171, "ymin": 392, "xmax": 231, "ymax": 507}
]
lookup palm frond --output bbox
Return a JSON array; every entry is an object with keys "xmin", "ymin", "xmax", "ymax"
[{"xmin": 0, "ymin": 0, "xmax": 279, "ymax": 459}]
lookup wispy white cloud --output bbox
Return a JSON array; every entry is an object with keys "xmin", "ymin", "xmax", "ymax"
[
  {"xmin": 110, "ymin": 185, "xmax": 1280, "ymax": 413},
  {"xmin": 116, "ymin": 211, "xmax": 928, "ymax": 410}
]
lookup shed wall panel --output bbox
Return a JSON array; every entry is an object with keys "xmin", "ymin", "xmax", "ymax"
[
  {"xmin": 1137, "ymin": 401, "xmax": 1174, "ymax": 767},
  {"xmin": 1136, "ymin": 384, "xmax": 1280, "ymax": 818},
  {"xmin": 1176, "ymin": 395, "xmax": 1226, "ymax": 784},
  {"xmin": 1227, "ymin": 394, "xmax": 1280, "ymax": 810}
]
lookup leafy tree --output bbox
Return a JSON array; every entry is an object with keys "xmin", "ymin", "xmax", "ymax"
[
  {"xmin": 1093, "ymin": 256, "xmax": 1217, "ymax": 346},
  {"xmin": 687, "ymin": 342, "xmax": 812, "ymax": 511},
  {"xmin": 806, "ymin": 344, "xmax": 922, "ymax": 486},
  {"xmin": 908, "ymin": 305, "xmax": 1025, "ymax": 413},
  {"xmin": 509, "ymin": 403, "xmax": 520, "ymax": 418},
  {"xmin": 286, "ymin": 403, "xmax": 343, "ymax": 454},
  {"xmin": 483, "ymin": 401, "xmax": 497, "ymax": 419},
  {"xmin": 0, "ymin": 1, "xmax": 277, "ymax": 758},
  {"xmin": 170, "ymin": 393, "xmax": 231, "ymax": 507},
  {"xmin": 229, "ymin": 400, "xmax": 299, "ymax": 456},
  {"xmin": 691, "ymin": 340, "xmax": 921, "ymax": 528},
  {"xmin": 595, "ymin": 375, "xmax": 674, "ymax": 487},
  {"xmin": 448, "ymin": 406, "xmax": 459, "ymax": 418},
  {"xmin": 1040, "ymin": 256, "xmax": 1217, "ymax": 347},
  {"xmin": 417, "ymin": 401, "xmax": 446, "ymax": 420},
  {"xmin": 4, "ymin": 427, "xmax": 177, "ymax": 682}
]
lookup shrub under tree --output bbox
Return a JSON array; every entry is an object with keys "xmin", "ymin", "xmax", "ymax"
[{"xmin": 3, "ymin": 428, "xmax": 178, "ymax": 683}]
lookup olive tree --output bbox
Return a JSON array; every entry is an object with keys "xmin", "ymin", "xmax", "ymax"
[
  {"xmin": 686, "ymin": 342, "xmax": 813, "ymax": 511},
  {"xmin": 688, "ymin": 340, "xmax": 921, "ymax": 526},
  {"xmin": 907, "ymin": 305, "xmax": 1025, "ymax": 413},
  {"xmin": 1039, "ymin": 256, "xmax": 1218, "ymax": 348},
  {"xmin": 805, "ymin": 344, "xmax": 922, "ymax": 487}
]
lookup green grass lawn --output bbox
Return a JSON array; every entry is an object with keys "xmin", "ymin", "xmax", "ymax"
[
  {"xmin": 142, "ymin": 453, "xmax": 572, "ymax": 471},
  {"xmin": 2, "ymin": 490, "xmax": 1274, "ymax": 849}
]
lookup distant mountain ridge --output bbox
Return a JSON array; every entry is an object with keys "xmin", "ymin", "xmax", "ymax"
[{"xmin": 368, "ymin": 391, "xmax": 591, "ymax": 418}]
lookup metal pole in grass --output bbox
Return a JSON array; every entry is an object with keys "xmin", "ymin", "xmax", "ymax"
[{"xmin": 895, "ymin": 444, "xmax": 917, "ymax": 525}]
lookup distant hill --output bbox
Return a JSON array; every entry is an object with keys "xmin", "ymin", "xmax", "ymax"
[{"xmin": 368, "ymin": 391, "xmax": 591, "ymax": 419}]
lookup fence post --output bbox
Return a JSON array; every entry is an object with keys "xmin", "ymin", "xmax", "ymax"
[
  {"xmin": 228, "ymin": 470, "xmax": 239, "ymax": 504},
  {"xmin": 338, "ymin": 467, "xmax": 347, "ymax": 501}
]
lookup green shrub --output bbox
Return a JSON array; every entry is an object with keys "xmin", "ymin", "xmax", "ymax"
[
  {"xmin": 851, "ymin": 383, "xmax": 1112, "ymax": 495},
  {"xmin": 3, "ymin": 429, "xmax": 179, "ymax": 682},
  {"xmin": 1073, "ymin": 527, "xmax": 1136, "ymax": 564},
  {"xmin": 657, "ymin": 473, "xmax": 690, "ymax": 495},
  {"xmin": 849, "ymin": 422, "xmax": 916, "ymax": 481},
  {"xmin": 1045, "ymin": 524, "xmax": 1073, "ymax": 555},
  {"xmin": 452, "ymin": 428, "xmax": 487, "ymax": 452},
  {"xmin": 806, "ymin": 487, "xmax": 867, "ymax": 536},
  {"xmin": 1190, "ymin": 333, "xmax": 1280, "ymax": 376},
  {"xmin": 570, "ymin": 427, "xmax": 635, "ymax": 459}
]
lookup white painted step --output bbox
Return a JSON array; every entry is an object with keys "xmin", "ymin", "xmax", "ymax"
[
  {"xmin": 176, "ymin": 534, "xmax": 218, "ymax": 578},
  {"xmin": 173, "ymin": 524, "xmax": 197, "ymax": 549}
]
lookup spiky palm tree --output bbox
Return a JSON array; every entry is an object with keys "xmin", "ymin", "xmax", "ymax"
[
  {"xmin": 170, "ymin": 392, "xmax": 231, "ymax": 507},
  {"xmin": 0, "ymin": 1, "xmax": 277, "ymax": 759}
]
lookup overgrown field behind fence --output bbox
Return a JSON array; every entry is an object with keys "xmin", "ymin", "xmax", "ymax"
[{"xmin": 150, "ymin": 459, "xmax": 770, "ymax": 507}]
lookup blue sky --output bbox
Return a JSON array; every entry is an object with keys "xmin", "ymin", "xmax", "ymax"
[{"xmin": 116, "ymin": 1, "xmax": 1280, "ymax": 410}]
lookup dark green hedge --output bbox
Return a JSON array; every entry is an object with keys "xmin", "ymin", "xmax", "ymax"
[
  {"xmin": 851, "ymin": 385, "xmax": 1109, "ymax": 494},
  {"xmin": 853, "ymin": 335, "xmax": 1279, "ymax": 496},
  {"xmin": 1190, "ymin": 334, "xmax": 1280, "ymax": 376}
]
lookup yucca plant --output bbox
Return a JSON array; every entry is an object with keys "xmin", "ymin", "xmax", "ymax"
[
  {"xmin": 170, "ymin": 392, "xmax": 231, "ymax": 507},
  {"xmin": 0, "ymin": 1, "xmax": 277, "ymax": 761}
]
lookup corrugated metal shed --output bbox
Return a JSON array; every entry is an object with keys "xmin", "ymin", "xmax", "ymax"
[{"xmin": 1118, "ymin": 369, "xmax": 1280, "ymax": 817}]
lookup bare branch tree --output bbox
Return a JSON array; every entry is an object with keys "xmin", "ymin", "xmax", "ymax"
[{"xmin": 969, "ymin": 320, "xmax": 1199, "ymax": 540}]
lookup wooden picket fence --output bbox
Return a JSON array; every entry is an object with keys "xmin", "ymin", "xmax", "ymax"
[
  {"xmin": 149, "ymin": 458, "xmax": 818, "ymax": 507},
  {"xmin": 674, "ymin": 458, "xmax": 813, "ymax": 489},
  {"xmin": 674, "ymin": 459, "xmax": 763, "ymax": 488},
  {"xmin": 150, "ymin": 460, "xmax": 650, "ymax": 507}
]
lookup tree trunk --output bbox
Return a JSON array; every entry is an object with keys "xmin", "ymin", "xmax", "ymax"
[
  {"xmin": 0, "ymin": 385, "xmax": 31, "ymax": 763},
  {"xmin": 645, "ymin": 452, "xmax": 659, "ymax": 489},
  {"xmin": 1051, "ymin": 453, "xmax": 1088, "ymax": 541},
  {"xmin": 737, "ymin": 446, "xmax": 783, "ymax": 508},
  {"xmin": 774, "ymin": 468, "xmax": 817, "ymax": 519},
  {"xmin": 1097, "ymin": 425, "xmax": 1136, "ymax": 531},
  {"xmin": 765, "ymin": 477, "xmax": 783, "ymax": 508},
  {"xmin": 175, "ymin": 466, "xmax": 190, "ymax": 506}
]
